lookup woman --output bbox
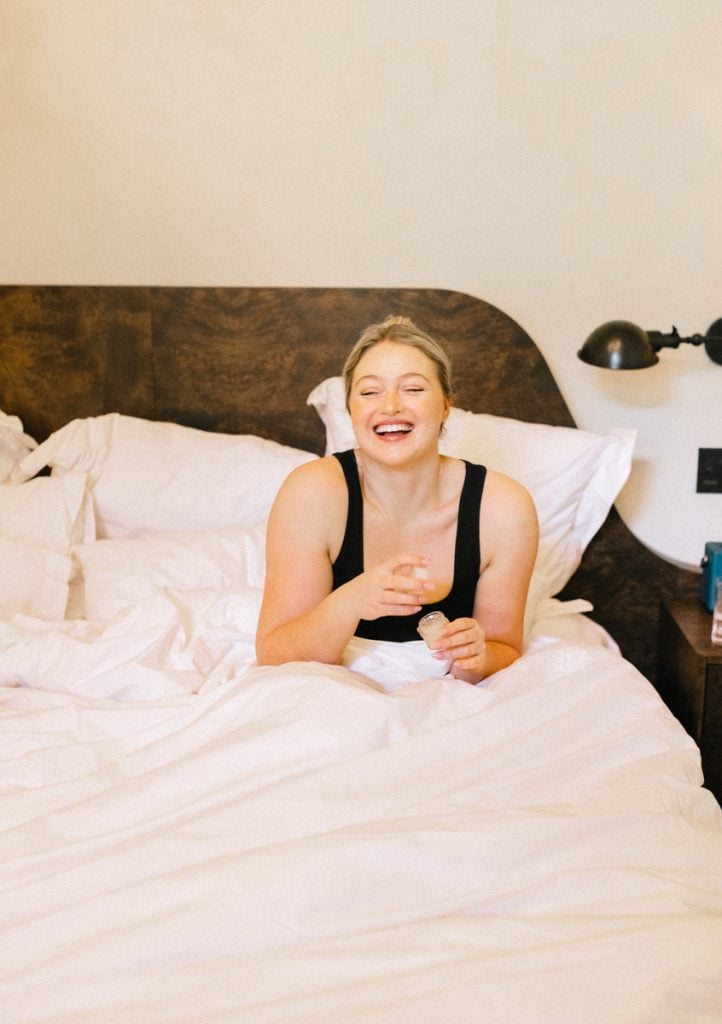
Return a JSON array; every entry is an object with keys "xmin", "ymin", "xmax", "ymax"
[{"xmin": 255, "ymin": 315, "xmax": 539, "ymax": 684}]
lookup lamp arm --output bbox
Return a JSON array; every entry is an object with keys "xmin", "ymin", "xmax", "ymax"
[
  {"xmin": 647, "ymin": 327, "xmax": 702, "ymax": 350},
  {"xmin": 647, "ymin": 325, "xmax": 722, "ymax": 364}
]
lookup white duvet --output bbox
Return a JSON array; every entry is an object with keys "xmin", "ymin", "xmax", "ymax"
[{"xmin": 1, "ymin": 587, "xmax": 722, "ymax": 1024}]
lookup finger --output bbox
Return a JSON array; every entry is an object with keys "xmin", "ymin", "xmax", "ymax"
[
  {"xmin": 384, "ymin": 573, "xmax": 433, "ymax": 598},
  {"xmin": 381, "ymin": 604, "xmax": 423, "ymax": 617},
  {"xmin": 432, "ymin": 628, "xmax": 470, "ymax": 651},
  {"xmin": 450, "ymin": 658, "xmax": 483, "ymax": 679},
  {"xmin": 386, "ymin": 553, "xmax": 430, "ymax": 575},
  {"xmin": 452, "ymin": 655, "xmax": 484, "ymax": 672},
  {"xmin": 437, "ymin": 620, "xmax": 483, "ymax": 646},
  {"xmin": 378, "ymin": 583, "xmax": 423, "ymax": 611},
  {"xmin": 448, "ymin": 645, "xmax": 478, "ymax": 662}
]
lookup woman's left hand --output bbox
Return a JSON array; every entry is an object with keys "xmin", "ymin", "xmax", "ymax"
[{"xmin": 431, "ymin": 617, "xmax": 487, "ymax": 682}]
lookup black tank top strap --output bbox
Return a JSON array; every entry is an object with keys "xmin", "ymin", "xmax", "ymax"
[
  {"xmin": 454, "ymin": 460, "xmax": 484, "ymax": 598},
  {"xmin": 332, "ymin": 450, "xmax": 364, "ymax": 584}
]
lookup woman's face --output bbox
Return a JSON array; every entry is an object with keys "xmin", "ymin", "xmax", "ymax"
[{"xmin": 348, "ymin": 341, "xmax": 450, "ymax": 461}]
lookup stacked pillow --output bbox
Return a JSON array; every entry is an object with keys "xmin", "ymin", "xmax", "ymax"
[
  {"xmin": 71, "ymin": 522, "xmax": 267, "ymax": 621},
  {"xmin": 0, "ymin": 470, "xmax": 93, "ymax": 619},
  {"xmin": 3, "ymin": 412, "xmax": 316, "ymax": 623},
  {"xmin": 19, "ymin": 412, "xmax": 317, "ymax": 538}
]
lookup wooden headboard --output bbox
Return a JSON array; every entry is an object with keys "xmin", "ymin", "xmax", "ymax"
[{"xmin": 0, "ymin": 285, "xmax": 698, "ymax": 681}]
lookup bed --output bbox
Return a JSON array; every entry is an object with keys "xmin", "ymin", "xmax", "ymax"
[{"xmin": 1, "ymin": 285, "xmax": 720, "ymax": 1024}]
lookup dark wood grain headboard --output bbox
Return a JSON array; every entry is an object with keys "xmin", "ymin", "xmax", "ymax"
[{"xmin": 0, "ymin": 285, "xmax": 698, "ymax": 681}]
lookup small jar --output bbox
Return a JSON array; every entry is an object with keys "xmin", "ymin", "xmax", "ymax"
[{"xmin": 417, "ymin": 610, "xmax": 449, "ymax": 647}]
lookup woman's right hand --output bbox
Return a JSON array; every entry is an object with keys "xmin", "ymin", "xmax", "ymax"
[{"xmin": 346, "ymin": 554, "xmax": 434, "ymax": 621}]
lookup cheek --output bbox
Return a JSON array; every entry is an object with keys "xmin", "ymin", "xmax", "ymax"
[
  {"xmin": 348, "ymin": 400, "xmax": 373, "ymax": 436},
  {"xmin": 427, "ymin": 396, "xmax": 450, "ymax": 423}
]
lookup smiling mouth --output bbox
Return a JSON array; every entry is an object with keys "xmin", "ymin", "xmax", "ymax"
[{"xmin": 374, "ymin": 423, "xmax": 413, "ymax": 436}]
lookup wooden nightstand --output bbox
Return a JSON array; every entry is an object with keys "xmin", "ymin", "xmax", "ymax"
[{"xmin": 657, "ymin": 597, "xmax": 722, "ymax": 803}]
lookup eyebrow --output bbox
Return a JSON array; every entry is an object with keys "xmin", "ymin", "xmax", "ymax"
[{"xmin": 354, "ymin": 371, "xmax": 431, "ymax": 385}]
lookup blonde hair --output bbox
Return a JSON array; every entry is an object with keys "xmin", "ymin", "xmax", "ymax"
[{"xmin": 342, "ymin": 315, "xmax": 454, "ymax": 408}]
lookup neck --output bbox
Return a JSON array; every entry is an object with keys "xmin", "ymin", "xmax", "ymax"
[{"xmin": 356, "ymin": 451, "xmax": 446, "ymax": 517}]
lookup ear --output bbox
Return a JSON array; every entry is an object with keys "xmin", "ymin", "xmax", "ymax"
[{"xmin": 439, "ymin": 399, "xmax": 451, "ymax": 436}]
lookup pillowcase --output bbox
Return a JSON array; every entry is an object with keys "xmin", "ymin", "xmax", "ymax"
[
  {"xmin": 0, "ymin": 410, "xmax": 37, "ymax": 484},
  {"xmin": 0, "ymin": 471, "xmax": 93, "ymax": 552},
  {"xmin": 0, "ymin": 537, "xmax": 72, "ymax": 621},
  {"xmin": 71, "ymin": 522, "xmax": 267, "ymax": 622},
  {"xmin": 307, "ymin": 377, "xmax": 635, "ymax": 619},
  {"xmin": 19, "ymin": 413, "xmax": 317, "ymax": 539},
  {"xmin": 0, "ymin": 472, "xmax": 93, "ymax": 620}
]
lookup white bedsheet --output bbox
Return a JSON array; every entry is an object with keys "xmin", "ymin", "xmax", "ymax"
[{"xmin": 1, "ymin": 590, "xmax": 722, "ymax": 1023}]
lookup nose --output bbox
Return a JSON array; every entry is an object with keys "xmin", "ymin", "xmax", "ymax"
[{"xmin": 382, "ymin": 388, "xmax": 401, "ymax": 414}]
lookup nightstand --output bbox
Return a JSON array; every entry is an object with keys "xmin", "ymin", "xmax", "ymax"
[{"xmin": 657, "ymin": 597, "xmax": 722, "ymax": 803}]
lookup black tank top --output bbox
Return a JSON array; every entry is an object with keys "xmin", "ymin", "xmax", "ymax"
[{"xmin": 331, "ymin": 449, "xmax": 486, "ymax": 642}]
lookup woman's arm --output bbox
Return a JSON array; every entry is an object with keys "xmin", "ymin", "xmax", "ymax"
[
  {"xmin": 430, "ymin": 471, "xmax": 539, "ymax": 684},
  {"xmin": 255, "ymin": 459, "xmax": 431, "ymax": 666}
]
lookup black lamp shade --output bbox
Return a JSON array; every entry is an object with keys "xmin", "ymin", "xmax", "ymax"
[{"xmin": 578, "ymin": 320, "xmax": 659, "ymax": 370}]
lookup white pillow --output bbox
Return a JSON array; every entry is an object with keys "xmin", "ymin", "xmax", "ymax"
[
  {"xmin": 307, "ymin": 377, "xmax": 635, "ymax": 616},
  {"xmin": 0, "ymin": 537, "xmax": 72, "ymax": 621},
  {"xmin": 0, "ymin": 471, "xmax": 93, "ymax": 552},
  {"xmin": 0, "ymin": 410, "xmax": 37, "ymax": 484},
  {"xmin": 0, "ymin": 473, "xmax": 93, "ymax": 621},
  {"xmin": 19, "ymin": 413, "xmax": 317, "ymax": 539},
  {"xmin": 72, "ymin": 522, "xmax": 267, "ymax": 622}
]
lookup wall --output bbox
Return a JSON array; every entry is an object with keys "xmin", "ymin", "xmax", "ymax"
[{"xmin": 1, "ymin": 0, "xmax": 720, "ymax": 570}]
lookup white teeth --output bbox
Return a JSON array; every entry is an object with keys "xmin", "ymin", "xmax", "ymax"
[{"xmin": 375, "ymin": 423, "xmax": 412, "ymax": 434}]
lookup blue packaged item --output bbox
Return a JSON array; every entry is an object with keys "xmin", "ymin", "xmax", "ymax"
[{"xmin": 701, "ymin": 542, "xmax": 722, "ymax": 612}]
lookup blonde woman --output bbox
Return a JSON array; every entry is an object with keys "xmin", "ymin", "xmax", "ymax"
[{"xmin": 256, "ymin": 316, "xmax": 538, "ymax": 684}]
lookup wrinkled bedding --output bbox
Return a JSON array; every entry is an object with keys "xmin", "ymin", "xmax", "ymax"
[
  {"xmin": 2, "ymin": 589, "xmax": 722, "ymax": 1024},
  {"xmin": 2, "ymin": 406, "xmax": 720, "ymax": 1022}
]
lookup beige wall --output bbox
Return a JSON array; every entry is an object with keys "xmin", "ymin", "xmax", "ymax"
[{"xmin": 2, "ymin": 0, "xmax": 720, "ymax": 569}]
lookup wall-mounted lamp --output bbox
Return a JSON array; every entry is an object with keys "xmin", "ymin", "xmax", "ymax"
[{"xmin": 578, "ymin": 319, "xmax": 722, "ymax": 369}]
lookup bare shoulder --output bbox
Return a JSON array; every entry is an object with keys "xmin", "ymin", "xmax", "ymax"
[
  {"xmin": 275, "ymin": 453, "xmax": 345, "ymax": 505},
  {"xmin": 483, "ymin": 468, "xmax": 533, "ymax": 502},
  {"xmin": 268, "ymin": 454, "xmax": 347, "ymax": 540},
  {"xmin": 482, "ymin": 469, "xmax": 538, "ymax": 529}
]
